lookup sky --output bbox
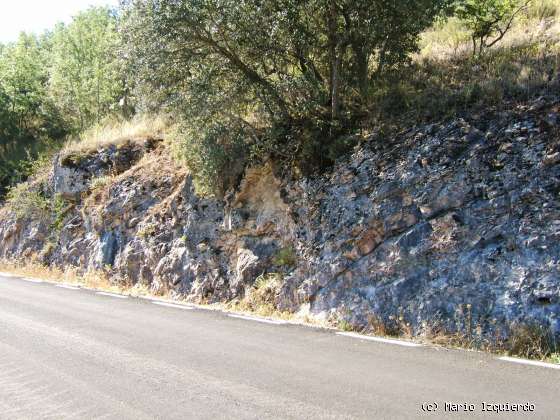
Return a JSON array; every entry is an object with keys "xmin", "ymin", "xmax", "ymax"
[{"xmin": 0, "ymin": 0, "xmax": 119, "ymax": 43}]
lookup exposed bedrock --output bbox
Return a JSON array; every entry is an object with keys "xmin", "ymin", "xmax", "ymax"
[{"xmin": 2, "ymin": 97, "xmax": 559, "ymax": 341}]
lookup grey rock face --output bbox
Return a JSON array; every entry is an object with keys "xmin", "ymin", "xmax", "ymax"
[
  {"xmin": 1, "ymin": 98, "xmax": 559, "ymax": 343},
  {"xmin": 97, "ymin": 231, "xmax": 119, "ymax": 267},
  {"xmin": 52, "ymin": 139, "xmax": 159, "ymax": 200},
  {"xmin": 53, "ymin": 156, "xmax": 90, "ymax": 200}
]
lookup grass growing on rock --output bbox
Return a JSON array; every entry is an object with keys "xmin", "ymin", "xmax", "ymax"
[
  {"xmin": 0, "ymin": 259, "xmax": 114, "ymax": 291},
  {"xmin": 62, "ymin": 114, "xmax": 172, "ymax": 156},
  {"xmin": 227, "ymin": 273, "xmax": 291, "ymax": 319},
  {"xmin": 273, "ymin": 247, "xmax": 297, "ymax": 267}
]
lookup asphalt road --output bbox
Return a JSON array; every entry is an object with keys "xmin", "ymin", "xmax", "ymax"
[{"xmin": 0, "ymin": 274, "xmax": 559, "ymax": 420}]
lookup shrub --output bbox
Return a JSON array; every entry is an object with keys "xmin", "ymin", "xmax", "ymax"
[
  {"xmin": 454, "ymin": 0, "xmax": 532, "ymax": 56},
  {"xmin": 6, "ymin": 182, "xmax": 50, "ymax": 221},
  {"xmin": 90, "ymin": 175, "xmax": 113, "ymax": 191},
  {"xmin": 227, "ymin": 273, "xmax": 285, "ymax": 318},
  {"xmin": 337, "ymin": 319, "xmax": 355, "ymax": 332},
  {"xmin": 171, "ymin": 119, "xmax": 251, "ymax": 197},
  {"xmin": 51, "ymin": 194, "xmax": 71, "ymax": 233},
  {"xmin": 508, "ymin": 324, "xmax": 558, "ymax": 360},
  {"xmin": 137, "ymin": 223, "xmax": 157, "ymax": 239},
  {"xmin": 273, "ymin": 246, "xmax": 297, "ymax": 268},
  {"xmin": 6, "ymin": 182, "xmax": 71, "ymax": 236}
]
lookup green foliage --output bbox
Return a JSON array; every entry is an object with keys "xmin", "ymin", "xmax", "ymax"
[
  {"xmin": 337, "ymin": 319, "xmax": 355, "ymax": 332},
  {"xmin": 6, "ymin": 182, "xmax": 50, "ymax": 220},
  {"xmin": 0, "ymin": 6, "xmax": 126, "ymax": 199},
  {"xmin": 0, "ymin": 0, "xmax": 554, "ymax": 203},
  {"xmin": 243, "ymin": 272, "xmax": 283, "ymax": 316},
  {"xmin": 51, "ymin": 194, "xmax": 70, "ymax": 233},
  {"xmin": 123, "ymin": 0, "xmax": 449, "ymax": 178},
  {"xmin": 454, "ymin": 0, "xmax": 531, "ymax": 55},
  {"xmin": 0, "ymin": 33, "xmax": 67, "ymax": 198},
  {"xmin": 171, "ymin": 119, "xmax": 251, "ymax": 197},
  {"xmin": 49, "ymin": 7, "xmax": 126, "ymax": 130},
  {"xmin": 273, "ymin": 246, "xmax": 297, "ymax": 268},
  {"xmin": 6, "ymin": 181, "xmax": 70, "ymax": 235},
  {"xmin": 90, "ymin": 175, "xmax": 113, "ymax": 191},
  {"xmin": 0, "ymin": 33, "xmax": 48, "ymax": 130},
  {"xmin": 137, "ymin": 223, "xmax": 157, "ymax": 238}
]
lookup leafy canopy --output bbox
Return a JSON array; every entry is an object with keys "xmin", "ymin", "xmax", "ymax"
[
  {"xmin": 49, "ymin": 7, "xmax": 124, "ymax": 130},
  {"xmin": 454, "ymin": 0, "xmax": 531, "ymax": 55},
  {"xmin": 122, "ymin": 0, "xmax": 449, "ymax": 192}
]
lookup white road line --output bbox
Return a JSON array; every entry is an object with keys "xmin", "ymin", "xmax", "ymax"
[
  {"xmin": 0, "ymin": 272, "xmax": 18, "ymax": 278},
  {"xmin": 228, "ymin": 314, "xmax": 288, "ymax": 325},
  {"xmin": 152, "ymin": 302, "xmax": 192, "ymax": 310},
  {"xmin": 96, "ymin": 292, "xmax": 128, "ymax": 299},
  {"xmin": 138, "ymin": 296, "xmax": 169, "ymax": 303},
  {"xmin": 22, "ymin": 277, "xmax": 44, "ymax": 284},
  {"xmin": 336, "ymin": 332, "xmax": 422, "ymax": 348},
  {"xmin": 55, "ymin": 284, "xmax": 81, "ymax": 290},
  {"xmin": 498, "ymin": 356, "xmax": 560, "ymax": 370}
]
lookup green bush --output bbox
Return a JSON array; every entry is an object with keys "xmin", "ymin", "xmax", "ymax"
[
  {"xmin": 6, "ymin": 182, "xmax": 50, "ymax": 221},
  {"xmin": 244, "ymin": 273, "xmax": 283, "ymax": 316},
  {"xmin": 51, "ymin": 194, "xmax": 70, "ymax": 233},
  {"xmin": 273, "ymin": 246, "xmax": 297, "ymax": 268},
  {"xmin": 454, "ymin": 0, "xmax": 531, "ymax": 56},
  {"xmin": 6, "ymin": 180, "xmax": 71, "ymax": 235},
  {"xmin": 90, "ymin": 175, "xmax": 113, "ymax": 191},
  {"xmin": 172, "ymin": 119, "xmax": 251, "ymax": 197}
]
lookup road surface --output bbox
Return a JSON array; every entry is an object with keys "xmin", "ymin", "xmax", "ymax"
[{"xmin": 0, "ymin": 274, "xmax": 558, "ymax": 419}]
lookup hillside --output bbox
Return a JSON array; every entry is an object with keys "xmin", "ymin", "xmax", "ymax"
[{"xmin": 1, "ymin": 95, "xmax": 559, "ymax": 358}]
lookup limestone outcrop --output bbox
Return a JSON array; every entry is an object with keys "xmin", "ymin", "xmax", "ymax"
[{"xmin": 1, "ymin": 97, "xmax": 559, "ymax": 343}]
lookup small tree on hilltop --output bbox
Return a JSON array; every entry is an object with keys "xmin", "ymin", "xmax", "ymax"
[{"xmin": 455, "ymin": 0, "xmax": 532, "ymax": 56}]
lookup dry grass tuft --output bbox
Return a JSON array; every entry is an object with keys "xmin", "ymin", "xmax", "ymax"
[
  {"xmin": 62, "ymin": 114, "xmax": 172, "ymax": 155},
  {"xmin": 508, "ymin": 323, "xmax": 559, "ymax": 360},
  {"xmin": 227, "ymin": 273, "xmax": 292, "ymax": 319},
  {"xmin": 0, "ymin": 258, "xmax": 117, "ymax": 292},
  {"xmin": 0, "ymin": 258, "xmax": 169, "ymax": 300}
]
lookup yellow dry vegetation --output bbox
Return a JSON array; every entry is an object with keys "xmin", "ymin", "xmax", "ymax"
[
  {"xmin": 62, "ymin": 114, "xmax": 172, "ymax": 156},
  {"xmin": 0, "ymin": 258, "xmax": 151, "ymax": 297},
  {"xmin": 419, "ymin": 1, "xmax": 560, "ymax": 60}
]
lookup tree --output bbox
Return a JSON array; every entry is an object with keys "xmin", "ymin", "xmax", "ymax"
[
  {"xmin": 122, "ymin": 0, "xmax": 449, "ymax": 178},
  {"xmin": 0, "ymin": 33, "xmax": 48, "ymax": 134},
  {"xmin": 0, "ymin": 33, "xmax": 67, "ymax": 199},
  {"xmin": 49, "ymin": 7, "xmax": 124, "ymax": 130},
  {"xmin": 455, "ymin": 0, "xmax": 532, "ymax": 56}
]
